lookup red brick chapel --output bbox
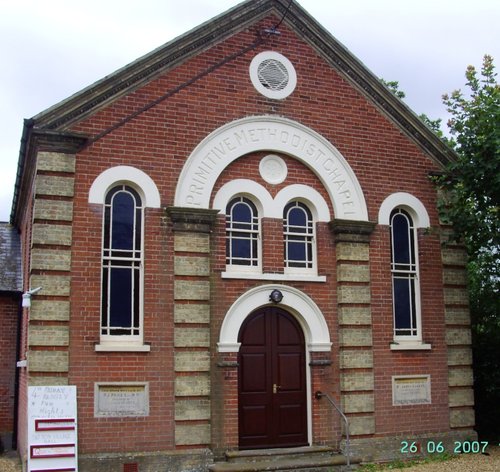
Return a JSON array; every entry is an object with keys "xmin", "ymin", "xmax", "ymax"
[{"xmin": 1, "ymin": 0, "xmax": 475, "ymax": 470}]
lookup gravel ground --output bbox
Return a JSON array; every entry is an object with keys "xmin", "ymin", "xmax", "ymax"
[
  {"xmin": 363, "ymin": 445, "xmax": 500, "ymax": 471},
  {"xmin": 0, "ymin": 451, "xmax": 21, "ymax": 472},
  {"xmin": 1, "ymin": 447, "xmax": 499, "ymax": 471}
]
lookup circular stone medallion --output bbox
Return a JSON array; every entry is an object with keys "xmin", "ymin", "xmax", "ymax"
[{"xmin": 259, "ymin": 154, "xmax": 288, "ymax": 184}]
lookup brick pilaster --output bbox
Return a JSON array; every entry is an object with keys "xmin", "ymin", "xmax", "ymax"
[
  {"xmin": 440, "ymin": 230, "xmax": 475, "ymax": 430},
  {"xmin": 213, "ymin": 352, "xmax": 239, "ymax": 455},
  {"xmin": 28, "ymin": 151, "xmax": 77, "ymax": 386},
  {"xmin": 330, "ymin": 219, "xmax": 376, "ymax": 437},
  {"xmin": 167, "ymin": 207, "xmax": 218, "ymax": 447}
]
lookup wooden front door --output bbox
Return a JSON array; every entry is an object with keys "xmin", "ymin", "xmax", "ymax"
[{"xmin": 238, "ymin": 306, "xmax": 308, "ymax": 449}]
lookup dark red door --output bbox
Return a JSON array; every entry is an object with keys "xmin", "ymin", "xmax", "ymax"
[{"xmin": 238, "ymin": 307, "xmax": 308, "ymax": 449}]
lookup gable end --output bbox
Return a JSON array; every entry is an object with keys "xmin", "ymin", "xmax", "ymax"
[{"xmin": 31, "ymin": 0, "xmax": 291, "ymax": 132}]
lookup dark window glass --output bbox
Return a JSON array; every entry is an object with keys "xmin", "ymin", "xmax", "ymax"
[
  {"xmin": 288, "ymin": 240, "xmax": 307, "ymax": 262},
  {"xmin": 289, "ymin": 207, "xmax": 307, "ymax": 229},
  {"xmin": 394, "ymin": 278, "xmax": 411, "ymax": 329},
  {"xmin": 284, "ymin": 201, "xmax": 314, "ymax": 269},
  {"xmin": 226, "ymin": 197, "xmax": 259, "ymax": 266},
  {"xmin": 390, "ymin": 209, "xmax": 418, "ymax": 337},
  {"xmin": 111, "ymin": 192, "xmax": 135, "ymax": 250},
  {"xmin": 233, "ymin": 203, "xmax": 252, "ymax": 222},
  {"xmin": 109, "ymin": 267, "xmax": 133, "ymax": 328},
  {"xmin": 232, "ymin": 237, "xmax": 251, "ymax": 260},
  {"xmin": 392, "ymin": 213, "xmax": 410, "ymax": 265},
  {"xmin": 102, "ymin": 185, "xmax": 143, "ymax": 337}
]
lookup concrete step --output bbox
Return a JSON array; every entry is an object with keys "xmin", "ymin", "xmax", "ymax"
[
  {"xmin": 225, "ymin": 446, "xmax": 335, "ymax": 463},
  {"xmin": 209, "ymin": 446, "xmax": 360, "ymax": 472}
]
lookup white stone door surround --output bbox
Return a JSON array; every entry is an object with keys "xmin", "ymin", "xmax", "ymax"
[{"xmin": 217, "ymin": 283, "xmax": 331, "ymax": 354}]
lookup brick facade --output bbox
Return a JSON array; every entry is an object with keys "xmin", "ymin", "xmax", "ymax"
[
  {"xmin": 8, "ymin": 1, "xmax": 475, "ymax": 470},
  {"xmin": 0, "ymin": 295, "xmax": 19, "ymax": 450}
]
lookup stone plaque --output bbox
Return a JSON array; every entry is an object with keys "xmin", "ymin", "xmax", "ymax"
[
  {"xmin": 392, "ymin": 375, "xmax": 431, "ymax": 406},
  {"xmin": 95, "ymin": 383, "xmax": 149, "ymax": 417}
]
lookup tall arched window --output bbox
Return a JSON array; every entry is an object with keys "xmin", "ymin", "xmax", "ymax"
[
  {"xmin": 283, "ymin": 201, "xmax": 314, "ymax": 271},
  {"xmin": 226, "ymin": 196, "xmax": 259, "ymax": 268},
  {"xmin": 101, "ymin": 185, "xmax": 143, "ymax": 341},
  {"xmin": 390, "ymin": 208, "xmax": 420, "ymax": 339}
]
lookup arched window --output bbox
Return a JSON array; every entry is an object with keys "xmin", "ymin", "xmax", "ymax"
[
  {"xmin": 283, "ymin": 201, "xmax": 314, "ymax": 271},
  {"xmin": 226, "ymin": 196, "xmax": 259, "ymax": 268},
  {"xmin": 101, "ymin": 185, "xmax": 143, "ymax": 341},
  {"xmin": 390, "ymin": 208, "xmax": 420, "ymax": 339}
]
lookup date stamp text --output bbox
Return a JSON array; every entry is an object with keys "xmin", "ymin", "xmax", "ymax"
[{"xmin": 401, "ymin": 440, "xmax": 490, "ymax": 455}]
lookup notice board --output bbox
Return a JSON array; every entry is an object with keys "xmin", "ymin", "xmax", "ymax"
[{"xmin": 27, "ymin": 386, "xmax": 78, "ymax": 472}]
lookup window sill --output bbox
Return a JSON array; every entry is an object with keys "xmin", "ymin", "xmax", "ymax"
[
  {"xmin": 95, "ymin": 343, "xmax": 151, "ymax": 352},
  {"xmin": 390, "ymin": 341, "xmax": 432, "ymax": 351},
  {"xmin": 221, "ymin": 271, "xmax": 326, "ymax": 282}
]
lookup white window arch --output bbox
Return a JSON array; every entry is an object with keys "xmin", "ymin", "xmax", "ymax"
[
  {"xmin": 89, "ymin": 166, "xmax": 161, "ymax": 208},
  {"xmin": 378, "ymin": 192, "xmax": 430, "ymax": 228}
]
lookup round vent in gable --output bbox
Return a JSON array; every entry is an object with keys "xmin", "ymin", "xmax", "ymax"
[{"xmin": 249, "ymin": 51, "xmax": 297, "ymax": 99}]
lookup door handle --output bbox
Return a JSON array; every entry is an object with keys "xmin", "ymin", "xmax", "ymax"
[{"xmin": 273, "ymin": 383, "xmax": 281, "ymax": 394}]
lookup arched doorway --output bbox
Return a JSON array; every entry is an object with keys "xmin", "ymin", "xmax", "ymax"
[{"xmin": 238, "ymin": 306, "xmax": 308, "ymax": 449}]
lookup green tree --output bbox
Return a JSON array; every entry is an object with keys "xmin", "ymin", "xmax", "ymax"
[
  {"xmin": 380, "ymin": 79, "xmax": 448, "ymax": 140},
  {"xmin": 419, "ymin": 113, "xmax": 446, "ymax": 140},
  {"xmin": 438, "ymin": 54, "xmax": 500, "ymax": 267},
  {"xmin": 437, "ymin": 55, "xmax": 500, "ymax": 440},
  {"xmin": 380, "ymin": 79, "xmax": 407, "ymax": 99}
]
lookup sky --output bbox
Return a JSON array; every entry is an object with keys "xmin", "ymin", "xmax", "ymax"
[{"xmin": 1, "ymin": 0, "xmax": 499, "ymax": 222}]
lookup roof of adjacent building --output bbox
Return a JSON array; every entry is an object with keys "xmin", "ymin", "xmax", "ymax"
[
  {"xmin": 11, "ymin": 0, "xmax": 455, "ymax": 226},
  {"xmin": 0, "ymin": 223, "xmax": 22, "ymax": 292}
]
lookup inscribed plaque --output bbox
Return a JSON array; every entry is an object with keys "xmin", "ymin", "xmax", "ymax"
[
  {"xmin": 95, "ymin": 383, "xmax": 149, "ymax": 417},
  {"xmin": 392, "ymin": 375, "xmax": 431, "ymax": 406}
]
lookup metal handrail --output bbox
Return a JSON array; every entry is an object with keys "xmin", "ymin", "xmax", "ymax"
[{"xmin": 315, "ymin": 390, "xmax": 351, "ymax": 469}]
